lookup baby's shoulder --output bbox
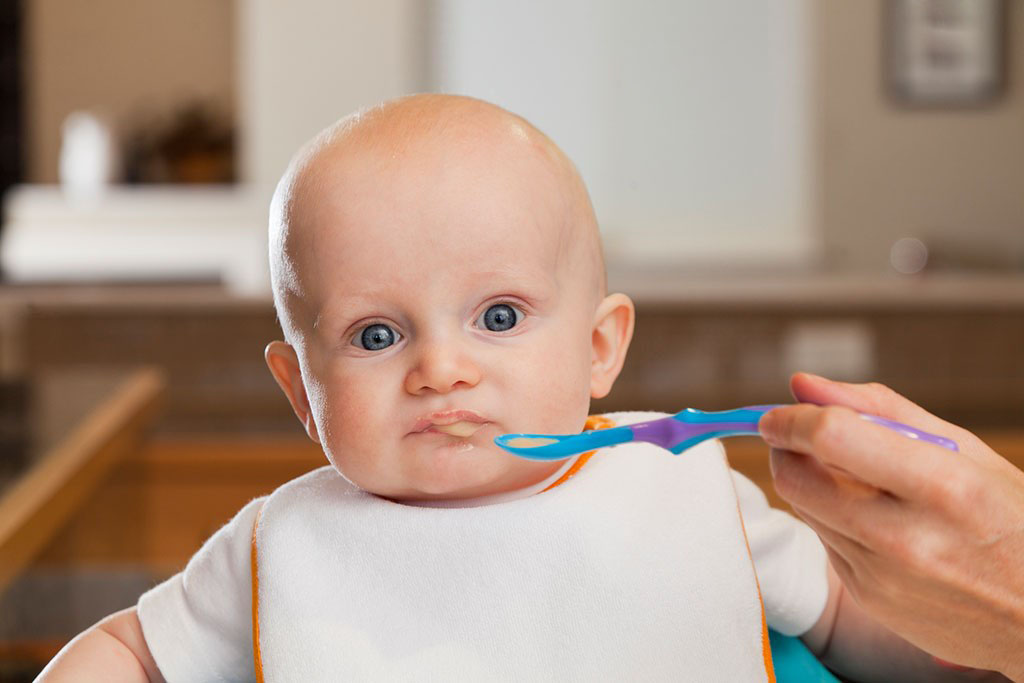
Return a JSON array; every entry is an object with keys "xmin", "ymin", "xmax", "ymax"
[
  {"xmin": 276, "ymin": 463, "xmax": 345, "ymax": 491},
  {"xmin": 259, "ymin": 464, "xmax": 371, "ymax": 525}
]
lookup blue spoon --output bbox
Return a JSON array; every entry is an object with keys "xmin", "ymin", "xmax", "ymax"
[{"xmin": 495, "ymin": 405, "xmax": 958, "ymax": 461}]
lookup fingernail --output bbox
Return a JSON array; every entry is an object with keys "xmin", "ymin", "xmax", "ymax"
[
  {"xmin": 800, "ymin": 372, "xmax": 828, "ymax": 382},
  {"xmin": 933, "ymin": 657, "xmax": 975, "ymax": 671}
]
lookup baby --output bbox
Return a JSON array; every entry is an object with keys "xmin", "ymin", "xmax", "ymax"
[{"xmin": 39, "ymin": 95, "xmax": 1002, "ymax": 682}]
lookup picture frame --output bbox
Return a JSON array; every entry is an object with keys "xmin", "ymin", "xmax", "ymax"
[{"xmin": 885, "ymin": 0, "xmax": 1005, "ymax": 106}]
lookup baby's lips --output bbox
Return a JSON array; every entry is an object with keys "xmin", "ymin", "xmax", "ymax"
[
  {"xmin": 412, "ymin": 409, "xmax": 489, "ymax": 434},
  {"xmin": 432, "ymin": 421, "xmax": 485, "ymax": 438}
]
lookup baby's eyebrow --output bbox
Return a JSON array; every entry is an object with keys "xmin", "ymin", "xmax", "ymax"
[
  {"xmin": 311, "ymin": 295, "xmax": 377, "ymax": 334},
  {"xmin": 475, "ymin": 266, "xmax": 558, "ymax": 292}
]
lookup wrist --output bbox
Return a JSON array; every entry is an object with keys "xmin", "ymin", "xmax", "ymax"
[{"xmin": 1005, "ymin": 625, "xmax": 1024, "ymax": 681}]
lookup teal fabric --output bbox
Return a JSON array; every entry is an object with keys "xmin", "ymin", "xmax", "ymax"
[{"xmin": 769, "ymin": 629, "xmax": 840, "ymax": 682}]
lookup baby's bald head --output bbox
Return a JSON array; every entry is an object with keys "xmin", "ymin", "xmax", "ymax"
[{"xmin": 268, "ymin": 94, "xmax": 605, "ymax": 345}]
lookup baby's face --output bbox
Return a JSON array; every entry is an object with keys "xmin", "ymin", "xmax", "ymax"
[{"xmin": 283, "ymin": 136, "xmax": 607, "ymax": 501}]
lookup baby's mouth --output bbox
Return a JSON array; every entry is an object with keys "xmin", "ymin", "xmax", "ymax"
[
  {"xmin": 431, "ymin": 421, "xmax": 485, "ymax": 438},
  {"xmin": 413, "ymin": 410, "xmax": 491, "ymax": 439}
]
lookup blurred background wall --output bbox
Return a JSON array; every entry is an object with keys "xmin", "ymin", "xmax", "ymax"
[
  {"xmin": 23, "ymin": 0, "xmax": 236, "ymax": 184},
  {"xmin": 819, "ymin": 0, "xmax": 1024, "ymax": 271},
  {"xmin": 433, "ymin": 0, "xmax": 815, "ymax": 266},
  {"xmin": 10, "ymin": 0, "xmax": 1023, "ymax": 272}
]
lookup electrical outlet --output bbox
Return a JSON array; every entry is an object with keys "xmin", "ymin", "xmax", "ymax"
[{"xmin": 782, "ymin": 320, "xmax": 875, "ymax": 381}]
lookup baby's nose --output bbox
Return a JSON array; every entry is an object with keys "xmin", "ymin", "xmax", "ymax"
[{"xmin": 403, "ymin": 337, "xmax": 482, "ymax": 395}]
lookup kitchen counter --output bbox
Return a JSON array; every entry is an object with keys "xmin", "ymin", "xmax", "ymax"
[
  {"xmin": 0, "ymin": 277, "xmax": 1020, "ymax": 431},
  {"xmin": 608, "ymin": 266, "xmax": 1024, "ymax": 309}
]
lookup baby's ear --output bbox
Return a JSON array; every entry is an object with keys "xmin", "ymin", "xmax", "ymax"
[
  {"xmin": 590, "ymin": 293, "xmax": 635, "ymax": 399},
  {"xmin": 265, "ymin": 341, "xmax": 321, "ymax": 443}
]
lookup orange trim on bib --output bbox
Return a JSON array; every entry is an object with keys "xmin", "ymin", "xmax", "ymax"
[
  {"xmin": 540, "ymin": 415, "xmax": 615, "ymax": 493},
  {"xmin": 734, "ymin": 482, "xmax": 776, "ymax": 682},
  {"xmin": 251, "ymin": 503, "xmax": 266, "ymax": 683}
]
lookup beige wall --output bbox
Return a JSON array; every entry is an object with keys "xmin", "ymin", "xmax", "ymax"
[
  {"xmin": 24, "ymin": 0, "xmax": 235, "ymax": 183},
  {"xmin": 818, "ymin": 0, "xmax": 1024, "ymax": 271},
  {"xmin": 238, "ymin": 0, "xmax": 425, "ymax": 189}
]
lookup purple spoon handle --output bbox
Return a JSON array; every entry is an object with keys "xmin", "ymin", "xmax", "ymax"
[
  {"xmin": 746, "ymin": 404, "xmax": 958, "ymax": 452},
  {"xmin": 858, "ymin": 413, "xmax": 959, "ymax": 451}
]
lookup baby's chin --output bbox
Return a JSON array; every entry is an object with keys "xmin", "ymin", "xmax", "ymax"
[{"xmin": 353, "ymin": 444, "xmax": 558, "ymax": 503}]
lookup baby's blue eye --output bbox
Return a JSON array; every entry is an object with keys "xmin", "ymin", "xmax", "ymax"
[
  {"xmin": 480, "ymin": 304, "xmax": 519, "ymax": 332},
  {"xmin": 356, "ymin": 324, "xmax": 399, "ymax": 350}
]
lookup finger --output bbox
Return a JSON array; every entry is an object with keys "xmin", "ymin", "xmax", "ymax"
[
  {"xmin": 790, "ymin": 373, "xmax": 1005, "ymax": 475},
  {"xmin": 761, "ymin": 403, "xmax": 966, "ymax": 500},
  {"xmin": 788, "ymin": 503, "xmax": 920, "ymax": 621},
  {"xmin": 788, "ymin": 373, "xmax": 973, "ymax": 449},
  {"xmin": 788, "ymin": 503, "xmax": 874, "ymax": 581},
  {"xmin": 769, "ymin": 447, "xmax": 904, "ymax": 548}
]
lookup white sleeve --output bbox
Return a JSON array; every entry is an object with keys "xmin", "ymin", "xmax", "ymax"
[
  {"xmin": 137, "ymin": 496, "xmax": 265, "ymax": 682},
  {"xmin": 732, "ymin": 469, "xmax": 829, "ymax": 636}
]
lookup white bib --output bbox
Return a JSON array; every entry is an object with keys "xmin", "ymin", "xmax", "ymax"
[{"xmin": 252, "ymin": 437, "xmax": 773, "ymax": 681}]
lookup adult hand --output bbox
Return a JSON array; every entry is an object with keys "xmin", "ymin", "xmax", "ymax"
[{"xmin": 758, "ymin": 373, "xmax": 1024, "ymax": 680}]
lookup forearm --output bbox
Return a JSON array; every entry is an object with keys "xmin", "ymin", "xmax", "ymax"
[
  {"xmin": 763, "ymin": 375, "xmax": 1024, "ymax": 678},
  {"xmin": 36, "ymin": 608, "xmax": 163, "ymax": 683}
]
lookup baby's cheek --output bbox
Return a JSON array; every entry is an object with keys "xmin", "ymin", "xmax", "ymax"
[
  {"xmin": 521, "ymin": 344, "xmax": 591, "ymax": 424},
  {"xmin": 318, "ymin": 371, "xmax": 389, "ymax": 451},
  {"xmin": 320, "ymin": 401, "xmax": 390, "ymax": 488}
]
